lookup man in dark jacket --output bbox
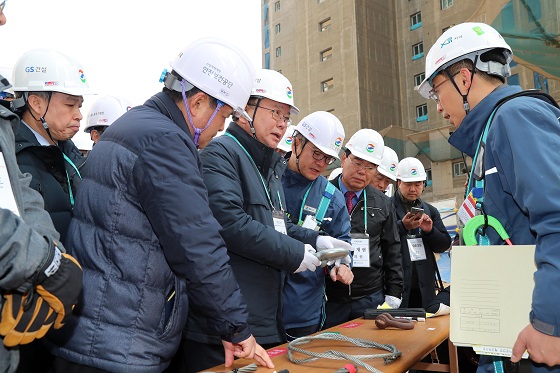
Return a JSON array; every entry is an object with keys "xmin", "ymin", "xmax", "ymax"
[
  {"xmin": 282, "ymin": 111, "xmax": 353, "ymax": 340},
  {"xmin": 324, "ymin": 129, "xmax": 403, "ymax": 329},
  {"xmin": 183, "ymin": 69, "xmax": 351, "ymax": 372},
  {"xmin": 0, "ymin": 50, "xmax": 82, "ymax": 373},
  {"xmin": 10, "ymin": 49, "xmax": 87, "ymax": 246},
  {"xmin": 47, "ymin": 39, "xmax": 274, "ymax": 373},
  {"xmin": 391, "ymin": 157, "xmax": 451, "ymax": 309}
]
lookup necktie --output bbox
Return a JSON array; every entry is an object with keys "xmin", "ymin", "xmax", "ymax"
[{"xmin": 345, "ymin": 191, "xmax": 356, "ymax": 214}]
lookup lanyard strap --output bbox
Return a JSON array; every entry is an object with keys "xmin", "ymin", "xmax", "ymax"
[
  {"xmin": 62, "ymin": 153, "xmax": 82, "ymax": 208},
  {"xmin": 297, "ymin": 181, "xmax": 315, "ymax": 224},
  {"xmin": 224, "ymin": 133, "xmax": 276, "ymax": 210},
  {"xmin": 362, "ymin": 188, "xmax": 368, "ymax": 233}
]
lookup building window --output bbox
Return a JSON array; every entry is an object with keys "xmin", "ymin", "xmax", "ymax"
[
  {"xmin": 414, "ymin": 72, "xmax": 425, "ymax": 87},
  {"xmin": 412, "ymin": 42, "xmax": 424, "ymax": 60},
  {"xmin": 265, "ymin": 52, "xmax": 270, "ymax": 69},
  {"xmin": 416, "ymin": 104, "xmax": 428, "ymax": 122},
  {"xmin": 320, "ymin": 18, "xmax": 332, "ymax": 32},
  {"xmin": 275, "ymin": 23, "xmax": 281, "ymax": 34},
  {"xmin": 322, "ymin": 78, "xmax": 334, "ymax": 92},
  {"xmin": 275, "ymin": 1, "xmax": 280, "ymax": 11},
  {"xmin": 410, "ymin": 12, "xmax": 422, "ymax": 30},
  {"xmin": 276, "ymin": 46, "xmax": 282, "ymax": 57},
  {"xmin": 441, "ymin": 0, "xmax": 453, "ymax": 10},
  {"xmin": 426, "ymin": 169, "xmax": 433, "ymax": 186},
  {"xmin": 453, "ymin": 161, "xmax": 467, "ymax": 177},
  {"xmin": 320, "ymin": 48, "xmax": 333, "ymax": 62}
]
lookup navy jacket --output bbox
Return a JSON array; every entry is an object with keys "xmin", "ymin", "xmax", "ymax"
[
  {"xmin": 186, "ymin": 122, "xmax": 319, "ymax": 345},
  {"xmin": 391, "ymin": 193, "xmax": 451, "ymax": 308},
  {"xmin": 14, "ymin": 123, "xmax": 84, "ymax": 244},
  {"xmin": 48, "ymin": 92, "xmax": 250, "ymax": 372},
  {"xmin": 449, "ymin": 85, "xmax": 560, "ymax": 337},
  {"xmin": 326, "ymin": 177, "xmax": 403, "ymax": 302},
  {"xmin": 281, "ymin": 167, "xmax": 351, "ymax": 330}
]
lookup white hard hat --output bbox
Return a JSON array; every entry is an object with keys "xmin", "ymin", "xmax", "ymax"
[
  {"xmin": 277, "ymin": 125, "xmax": 295, "ymax": 153},
  {"xmin": 85, "ymin": 95, "xmax": 132, "ymax": 133},
  {"xmin": 294, "ymin": 111, "xmax": 345, "ymax": 159},
  {"xmin": 345, "ymin": 129, "xmax": 384, "ymax": 165},
  {"xmin": 251, "ymin": 69, "xmax": 299, "ymax": 114},
  {"xmin": 169, "ymin": 38, "xmax": 256, "ymax": 122},
  {"xmin": 11, "ymin": 49, "xmax": 91, "ymax": 96},
  {"xmin": 72, "ymin": 132, "xmax": 93, "ymax": 152},
  {"xmin": 397, "ymin": 157, "xmax": 426, "ymax": 182},
  {"xmin": 377, "ymin": 146, "xmax": 399, "ymax": 181},
  {"xmin": 418, "ymin": 22, "xmax": 512, "ymax": 98},
  {"xmin": 328, "ymin": 167, "xmax": 343, "ymax": 181}
]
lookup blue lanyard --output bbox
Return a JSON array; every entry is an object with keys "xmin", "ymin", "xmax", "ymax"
[
  {"xmin": 225, "ymin": 133, "xmax": 277, "ymax": 210},
  {"xmin": 62, "ymin": 153, "xmax": 82, "ymax": 207},
  {"xmin": 297, "ymin": 181, "xmax": 315, "ymax": 224},
  {"xmin": 362, "ymin": 188, "xmax": 368, "ymax": 233}
]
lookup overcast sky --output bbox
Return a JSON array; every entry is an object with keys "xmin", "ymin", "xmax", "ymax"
[{"xmin": 1, "ymin": 0, "xmax": 263, "ymax": 147}]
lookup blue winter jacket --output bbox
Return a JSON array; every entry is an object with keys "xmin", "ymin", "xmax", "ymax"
[
  {"xmin": 281, "ymin": 168, "xmax": 351, "ymax": 330},
  {"xmin": 449, "ymin": 84, "xmax": 560, "ymax": 338},
  {"xmin": 186, "ymin": 122, "xmax": 320, "ymax": 346},
  {"xmin": 48, "ymin": 92, "xmax": 251, "ymax": 373}
]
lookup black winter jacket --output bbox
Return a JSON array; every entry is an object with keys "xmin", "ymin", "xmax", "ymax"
[
  {"xmin": 48, "ymin": 92, "xmax": 250, "ymax": 372},
  {"xmin": 391, "ymin": 193, "xmax": 451, "ymax": 308},
  {"xmin": 326, "ymin": 178, "xmax": 403, "ymax": 302},
  {"xmin": 14, "ymin": 123, "xmax": 84, "ymax": 244},
  {"xmin": 186, "ymin": 122, "xmax": 319, "ymax": 345}
]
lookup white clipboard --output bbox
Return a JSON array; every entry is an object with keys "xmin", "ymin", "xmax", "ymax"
[{"xmin": 450, "ymin": 245, "xmax": 535, "ymax": 358}]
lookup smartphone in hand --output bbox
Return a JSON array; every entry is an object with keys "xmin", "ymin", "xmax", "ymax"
[{"xmin": 410, "ymin": 207, "xmax": 424, "ymax": 220}]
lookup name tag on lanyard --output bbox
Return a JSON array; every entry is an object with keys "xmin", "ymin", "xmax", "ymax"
[
  {"xmin": 350, "ymin": 232, "xmax": 370, "ymax": 267},
  {"xmin": 273, "ymin": 210, "xmax": 287, "ymax": 235},
  {"xmin": 407, "ymin": 237, "xmax": 427, "ymax": 261},
  {"xmin": 0, "ymin": 152, "xmax": 21, "ymax": 217}
]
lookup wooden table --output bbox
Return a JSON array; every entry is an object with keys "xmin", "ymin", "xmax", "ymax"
[{"xmin": 205, "ymin": 315, "xmax": 458, "ymax": 373}]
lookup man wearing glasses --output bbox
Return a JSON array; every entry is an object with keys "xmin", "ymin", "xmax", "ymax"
[
  {"xmin": 281, "ymin": 111, "xmax": 353, "ymax": 340},
  {"xmin": 182, "ymin": 69, "xmax": 351, "ymax": 372},
  {"xmin": 324, "ymin": 128, "xmax": 403, "ymax": 329}
]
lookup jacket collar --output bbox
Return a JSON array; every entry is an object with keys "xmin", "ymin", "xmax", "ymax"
[
  {"xmin": 448, "ymin": 84, "xmax": 522, "ymax": 157},
  {"xmin": 283, "ymin": 167, "xmax": 312, "ymax": 187},
  {"xmin": 227, "ymin": 121, "xmax": 276, "ymax": 175},
  {"xmin": 144, "ymin": 92, "xmax": 192, "ymax": 140}
]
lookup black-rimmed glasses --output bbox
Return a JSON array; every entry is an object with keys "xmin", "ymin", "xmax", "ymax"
[{"xmin": 249, "ymin": 104, "xmax": 292, "ymax": 126}]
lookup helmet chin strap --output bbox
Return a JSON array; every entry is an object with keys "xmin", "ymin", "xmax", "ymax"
[
  {"xmin": 26, "ymin": 91, "xmax": 56, "ymax": 144},
  {"xmin": 180, "ymin": 79, "xmax": 223, "ymax": 149},
  {"xmin": 294, "ymin": 134, "xmax": 308, "ymax": 174},
  {"xmin": 249, "ymin": 97, "xmax": 263, "ymax": 140},
  {"xmin": 446, "ymin": 55, "xmax": 478, "ymax": 116}
]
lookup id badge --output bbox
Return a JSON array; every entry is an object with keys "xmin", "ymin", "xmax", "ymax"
[
  {"xmin": 301, "ymin": 215, "xmax": 319, "ymax": 231},
  {"xmin": 350, "ymin": 233, "xmax": 369, "ymax": 268},
  {"xmin": 272, "ymin": 210, "xmax": 287, "ymax": 235},
  {"xmin": 407, "ymin": 237, "xmax": 427, "ymax": 261},
  {"xmin": 0, "ymin": 152, "xmax": 21, "ymax": 217}
]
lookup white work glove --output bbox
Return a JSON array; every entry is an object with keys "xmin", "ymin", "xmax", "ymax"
[
  {"xmin": 294, "ymin": 245, "xmax": 321, "ymax": 273},
  {"xmin": 384, "ymin": 295, "xmax": 402, "ymax": 309},
  {"xmin": 316, "ymin": 236, "xmax": 354, "ymax": 253}
]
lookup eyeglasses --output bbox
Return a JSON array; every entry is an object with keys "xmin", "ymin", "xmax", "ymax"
[
  {"xmin": 0, "ymin": 0, "xmax": 6, "ymax": 12},
  {"xmin": 428, "ymin": 72, "xmax": 459, "ymax": 103},
  {"xmin": 349, "ymin": 157, "xmax": 376, "ymax": 173},
  {"xmin": 310, "ymin": 149, "xmax": 336, "ymax": 165},
  {"xmin": 249, "ymin": 104, "xmax": 292, "ymax": 126}
]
